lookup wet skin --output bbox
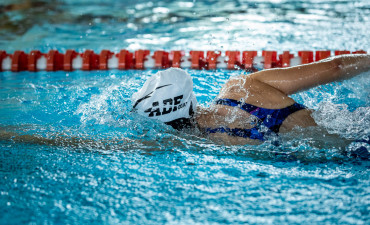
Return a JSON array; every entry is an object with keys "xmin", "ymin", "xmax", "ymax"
[{"xmin": 195, "ymin": 54, "xmax": 370, "ymax": 145}]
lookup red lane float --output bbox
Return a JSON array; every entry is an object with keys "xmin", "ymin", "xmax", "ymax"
[
  {"xmin": 99, "ymin": 50, "xmax": 113, "ymax": 70},
  {"xmin": 225, "ymin": 51, "xmax": 240, "ymax": 70},
  {"xmin": 64, "ymin": 50, "xmax": 78, "ymax": 71},
  {"xmin": 153, "ymin": 50, "xmax": 169, "ymax": 69},
  {"xmin": 298, "ymin": 51, "xmax": 314, "ymax": 65},
  {"xmin": 0, "ymin": 49, "xmax": 367, "ymax": 72},
  {"xmin": 315, "ymin": 50, "xmax": 331, "ymax": 61},
  {"xmin": 352, "ymin": 50, "xmax": 367, "ymax": 54},
  {"xmin": 243, "ymin": 51, "xmax": 257, "ymax": 70},
  {"xmin": 11, "ymin": 51, "xmax": 28, "ymax": 72},
  {"xmin": 335, "ymin": 50, "xmax": 351, "ymax": 55},
  {"xmin": 82, "ymin": 50, "xmax": 99, "ymax": 71},
  {"xmin": 118, "ymin": 50, "xmax": 133, "ymax": 70},
  {"xmin": 47, "ymin": 50, "xmax": 64, "ymax": 71},
  {"xmin": 206, "ymin": 51, "xmax": 221, "ymax": 70},
  {"xmin": 0, "ymin": 51, "xmax": 9, "ymax": 71},
  {"xmin": 279, "ymin": 51, "xmax": 294, "ymax": 68},
  {"xmin": 170, "ymin": 50, "xmax": 184, "ymax": 68},
  {"xmin": 28, "ymin": 50, "xmax": 42, "ymax": 72},
  {"xmin": 262, "ymin": 51, "xmax": 277, "ymax": 69},
  {"xmin": 189, "ymin": 51, "xmax": 204, "ymax": 69},
  {"xmin": 135, "ymin": 50, "xmax": 150, "ymax": 69}
]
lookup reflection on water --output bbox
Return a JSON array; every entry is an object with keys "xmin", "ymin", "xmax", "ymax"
[{"xmin": 0, "ymin": 0, "xmax": 369, "ymax": 51}]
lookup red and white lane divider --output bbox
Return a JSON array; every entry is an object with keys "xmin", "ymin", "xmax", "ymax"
[{"xmin": 0, "ymin": 49, "xmax": 367, "ymax": 72}]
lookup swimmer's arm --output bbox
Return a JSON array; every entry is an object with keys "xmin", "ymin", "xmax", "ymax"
[
  {"xmin": 250, "ymin": 54, "xmax": 370, "ymax": 95},
  {"xmin": 0, "ymin": 129, "xmax": 135, "ymax": 150},
  {"xmin": 0, "ymin": 130, "xmax": 102, "ymax": 148}
]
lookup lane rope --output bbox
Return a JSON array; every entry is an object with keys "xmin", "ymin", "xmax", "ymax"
[{"xmin": 0, "ymin": 49, "xmax": 366, "ymax": 72}]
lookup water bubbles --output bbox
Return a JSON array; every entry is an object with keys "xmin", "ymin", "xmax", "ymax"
[
  {"xmin": 312, "ymin": 102, "xmax": 370, "ymax": 139},
  {"xmin": 75, "ymin": 82, "xmax": 127, "ymax": 125},
  {"xmin": 66, "ymin": 204, "xmax": 72, "ymax": 210}
]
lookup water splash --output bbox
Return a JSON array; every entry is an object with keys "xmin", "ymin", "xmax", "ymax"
[
  {"xmin": 313, "ymin": 102, "xmax": 370, "ymax": 139},
  {"xmin": 76, "ymin": 82, "xmax": 127, "ymax": 125}
]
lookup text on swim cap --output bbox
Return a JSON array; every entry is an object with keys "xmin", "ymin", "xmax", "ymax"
[{"xmin": 144, "ymin": 95, "xmax": 187, "ymax": 117}]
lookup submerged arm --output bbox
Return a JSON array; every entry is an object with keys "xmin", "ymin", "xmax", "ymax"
[
  {"xmin": 250, "ymin": 54, "xmax": 370, "ymax": 95},
  {"xmin": 0, "ymin": 128, "xmax": 135, "ymax": 150}
]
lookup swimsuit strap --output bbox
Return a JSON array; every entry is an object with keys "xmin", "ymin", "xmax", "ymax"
[
  {"xmin": 215, "ymin": 98, "xmax": 259, "ymax": 114},
  {"xmin": 206, "ymin": 127, "xmax": 267, "ymax": 141},
  {"xmin": 215, "ymin": 98, "xmax": 306, "ymax": 133}
]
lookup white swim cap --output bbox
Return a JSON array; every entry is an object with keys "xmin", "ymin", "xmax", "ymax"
[{"xmin": 132, "ymin": 68, "xmax": 197, "ymax": 129}]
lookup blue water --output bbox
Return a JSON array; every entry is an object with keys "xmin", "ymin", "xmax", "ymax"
[{"xmin": 1, "ymin": 0, "xmax": 370, "ymax": 224}]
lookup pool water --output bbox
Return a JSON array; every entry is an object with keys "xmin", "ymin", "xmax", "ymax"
[{"xmin": 1, "ymin": 0, "xmax": 370, "ymax": 224}]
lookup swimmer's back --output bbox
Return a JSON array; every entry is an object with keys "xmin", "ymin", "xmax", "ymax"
[{"xmin": 196, "ymin": 75, "xmax": 317, "ymax": 145}]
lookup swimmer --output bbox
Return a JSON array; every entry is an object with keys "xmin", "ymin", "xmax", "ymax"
[
  {"xmin": 132, "ymin": 54, "xmax": 370, "ymax": 145},
  {"xmin": 0, "ymin": 54, "xmax": 369, "ymax": 152}
]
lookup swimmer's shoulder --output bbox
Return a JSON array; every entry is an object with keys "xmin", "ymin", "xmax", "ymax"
[{"xmin": 219, "ymin": 74, "xmax": 296, "ymax": 108}]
